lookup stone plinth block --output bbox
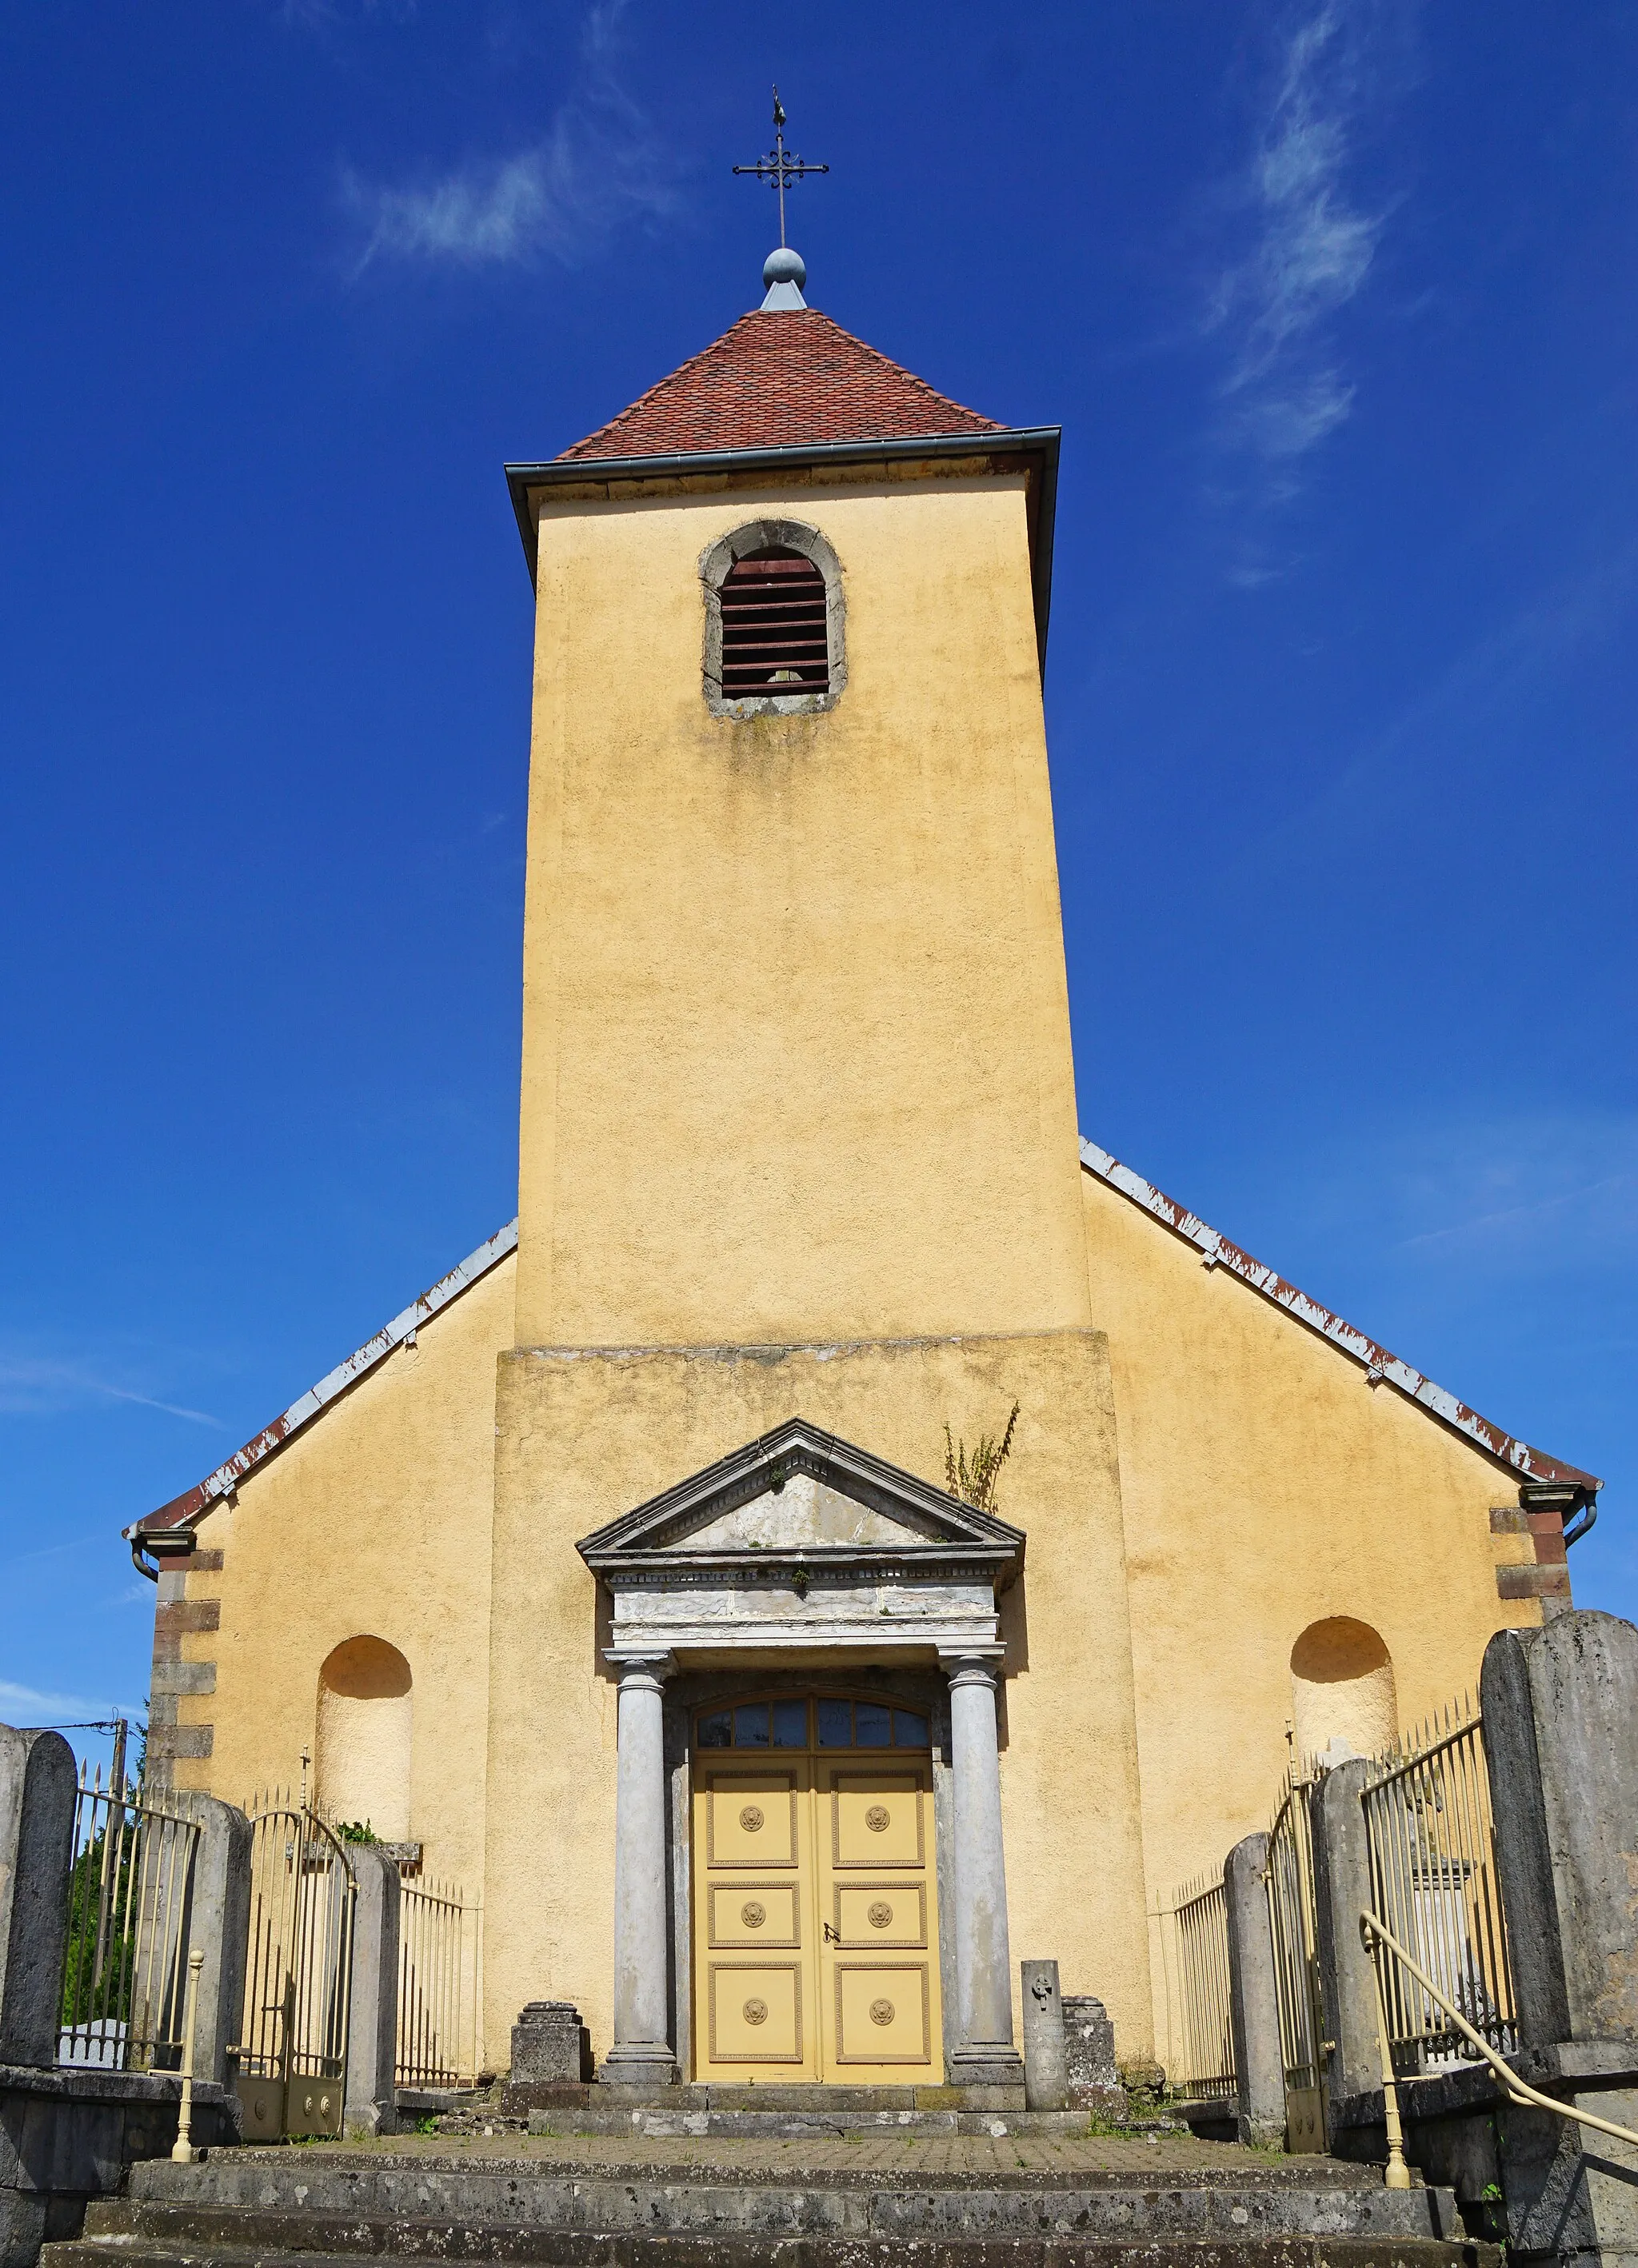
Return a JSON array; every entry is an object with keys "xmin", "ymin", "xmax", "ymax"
[
  {"xmin": 1062, "ymin": 1994, "xmax": 1125, "ymax": 2114},
  {"xmin": 510, "ymin": 2002, "xmax": 592, "ymax": 2086}
]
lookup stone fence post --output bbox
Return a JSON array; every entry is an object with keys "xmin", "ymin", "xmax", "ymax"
[
  {"xmin": 1225, "ymin": 1832, "xmax": 1284, "ymax": 2146},
  {"xmin": 171, "ymin": 1795, "xmax": 251, "ymax": 2089},
  {"xmin": 344, "ymin": 1846, "xmax": 401, "ymax": 2137},
  {"xmin": 1480, "ymin": 1611, "xmax": 1638, "ymax": 2268},
  {"xmin": 0, "ymin": 1727, "xmax": 76, "ymax": 2069},
  {"xmin": 1308, "ymin": 1758, "xmax": 1380, "ymax": 2144}
]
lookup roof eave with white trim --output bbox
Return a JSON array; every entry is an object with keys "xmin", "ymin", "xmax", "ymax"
[
  {"xmin": 127, "ymin": 1220, "xmax": 519, "ymax": 1539},
  {"xmin": 1078, "ymin": 1139, "xmax": 1600, "ymax": 1495}
]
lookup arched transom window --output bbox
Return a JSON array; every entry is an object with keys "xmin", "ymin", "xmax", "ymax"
[{"xmin": 701, "ymin": 519, "xmax": 845, "ymax": 719}]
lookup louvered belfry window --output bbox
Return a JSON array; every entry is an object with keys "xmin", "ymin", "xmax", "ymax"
[{"xmin": 719, "ymin": 546, "xmax": 829, "ymax": 701}]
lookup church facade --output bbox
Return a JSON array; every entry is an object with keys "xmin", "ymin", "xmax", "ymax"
[{"xmin": 127, "ymin": 253, "xmax": 1599, "ymax": 2089}]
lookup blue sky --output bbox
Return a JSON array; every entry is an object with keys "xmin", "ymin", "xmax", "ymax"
[{"xmin": 2, "ymin": 1, "xmax": 1633, "ymax": 1766}]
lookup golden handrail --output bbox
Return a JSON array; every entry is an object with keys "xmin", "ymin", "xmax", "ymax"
[{"xmin": 1360, "ymin": 1908, "xmax": 1638, "ymax": 2178}]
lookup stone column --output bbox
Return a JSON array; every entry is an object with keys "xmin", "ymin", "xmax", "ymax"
[
  {"xmin": 171, "ymin": 1793, "xmax": 252, "ymax": 2089},
  {"xmin": 343, "ymin": 1844, "xmax": 402, "ymax": 2136},
  {"xmin": 600, "ymin": 1655, "xmax": 677, "ymax": 2086},
  {"xmin": 1481, "ymin": 1611, "xmax": 1638, "ymax": 2268},
  {"xmin": 945, "ymin": 1655, "xmax": 1025, "ymax": 2086},
  {"xmin": 1225, "ymin": 1831, "xmax": 1285, "ymax": 2146},
  {"xmin": 0, "ymin": 1726, "xmax": 76, "ymax": 2069},
  {"xmin": 1309, "ymin": 1757, "xmax": 1380, "ymax": 2143}
]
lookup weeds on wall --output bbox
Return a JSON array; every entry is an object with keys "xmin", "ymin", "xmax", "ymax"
[{"xmin": 943, "ymin": 1401, "xmax": 1021, "ymax": 1515}]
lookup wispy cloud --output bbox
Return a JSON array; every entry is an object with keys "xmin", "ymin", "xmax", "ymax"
[
  {"xmin": 343, "ymin": 2, "xmax": 675, "ymax": 274},
  {"xmin": 1260, "ymin": 529, "xmax": 1638, "ymax": 855},
  {"xmin": 1296, "ymin": 1110, "xmax": 1638, "ymax": 1280},
  {"xmin": 1205, "ymin": 2, "xmax": 1400, "ymax": 541},
  {"xmin": 0, "ymin": 1351, "xmax": 220, "ymax": 1427},
  {"xmin": 0, "ymin": 1678, "xmax": 139, "ymax": 1724}
]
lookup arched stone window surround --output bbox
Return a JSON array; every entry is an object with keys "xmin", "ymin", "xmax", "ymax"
[{"xmin": 700, "ymin": 518, "xmax": 847, "ymax": 720}]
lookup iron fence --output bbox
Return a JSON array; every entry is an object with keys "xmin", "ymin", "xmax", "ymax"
[
  {"xmin": 234, "ymin": 1793, "xmax": 356, "ymax": 2135},
  {"xmin": 1361, "ymin": 1699, "xmax": 1516, "ymax": 2074},
  {"xmin": 1159, "ymin": 1867, "xmax": 1236, "ymax": 2102},
  {"xmin": 1265, "ymin": 1767, "xmax": 1325, "ymax": 2150},
  {"xmin": 58, "ymin": 1763, "xmax": 202, "ymax": 2071},
  {"xmin": 397, "ymin": 1878, "xmax": 481, "ymax": 2088}
]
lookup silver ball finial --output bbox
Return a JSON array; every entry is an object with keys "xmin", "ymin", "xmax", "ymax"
[{"xmin": 763, "ymin": 246, "xmax": 806, "ymax": 290}]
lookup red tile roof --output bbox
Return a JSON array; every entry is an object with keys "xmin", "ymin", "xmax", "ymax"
[{"xmin": 558, "ymin": 308, "xmax": 1005, "ymax": 463}]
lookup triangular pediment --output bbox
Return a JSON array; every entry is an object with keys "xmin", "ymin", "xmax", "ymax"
[
  {"xmin": 680, "ymin": 1471, "xmax": 939, "ymax": 1555},
  {"xmin": 577, "ymin": 1416, "xmax": 1024, "ymax": 1580}
]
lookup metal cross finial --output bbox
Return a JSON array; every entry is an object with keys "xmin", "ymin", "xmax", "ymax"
[{"xmin": 733, "ymin": 85, "xmax": 828, "ymax": 248}]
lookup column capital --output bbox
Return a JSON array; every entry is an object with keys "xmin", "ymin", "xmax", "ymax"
[
  {"xmin": 942, "ymin": 1651, "xmax": 1003, "ymax": 1690},
  {"xmin": 605, "ymin": 1651, "xmax": 674, "ymax": 1691}
]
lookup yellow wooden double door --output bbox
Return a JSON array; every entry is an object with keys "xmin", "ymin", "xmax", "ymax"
[{"xmin": 691, "ymin": 1703, "xmax": 941, "ymax": 2082}]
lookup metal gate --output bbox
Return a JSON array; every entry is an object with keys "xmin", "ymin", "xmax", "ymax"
[
  {"xmin": 233, "ymin": 1801, "xmax": 356, "ymax": 2138},
  {"xmin": 1265, "ymin": 1770, "xmax": 1326, "ymax": 2152}
]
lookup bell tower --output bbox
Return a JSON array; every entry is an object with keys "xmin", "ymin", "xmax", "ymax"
[
  {"xmin": 505, "ymin": 274, "xmax": 1087, "ymax": 1350},
  {"xmin": 482, "ymin": 247, "xmax": 1149, "ymax": 2080}
]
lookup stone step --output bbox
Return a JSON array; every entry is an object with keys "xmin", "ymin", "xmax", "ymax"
[
  {"xmin": 122, "ymin": 2146, "xmax": 1406, "ymax": 2211},
  {"xmin": 70, "ymin": 2155, "xmax": 1466, "ymax": 2248},
  {"xmin": 45, "ymin": 2230, "xmax": 1493, "ymax": 2268}
]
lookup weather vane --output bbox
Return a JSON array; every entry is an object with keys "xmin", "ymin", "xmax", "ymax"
[{"xmin": 733, "ymin": 86, "xmax": 828, "ymax": 248}]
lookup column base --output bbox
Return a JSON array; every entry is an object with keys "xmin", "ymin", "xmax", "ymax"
[
  {"xmin": 597, "ymin": 2046, "xmax": 678, "ymax": 2088},
  {"xmin": 949, "ymin": 2042, "xmax": 1027, "ymax": 2087}
]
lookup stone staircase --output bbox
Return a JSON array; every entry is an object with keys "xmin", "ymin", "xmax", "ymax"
[{"xmin": 42, "ymin": 2128, "xmax": 1495, "ymax": 2268}]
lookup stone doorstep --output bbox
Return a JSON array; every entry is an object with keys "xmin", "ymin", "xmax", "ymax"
[
  {"xmin": 529, "ymin": 2106, "xmax": 1108, "ymax": 2139},
  {"xmin": 501, "ymin": 2082, "xmax": 1029, "ymax": 2115}
]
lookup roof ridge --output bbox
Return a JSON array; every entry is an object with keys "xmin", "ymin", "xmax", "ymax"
[{"xmin": 1077, "ymin": 1137, "xmax": 1600, "ymax": 1493}]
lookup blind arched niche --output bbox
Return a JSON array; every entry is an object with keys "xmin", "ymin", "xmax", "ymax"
[
  {"xmin": 1289, "ymin": 1617, "xmax": 1397, "ymax": 1763},
  {"xmin": 315, "ymin": 1635, "xmax": 413, "ymax": 1840}
]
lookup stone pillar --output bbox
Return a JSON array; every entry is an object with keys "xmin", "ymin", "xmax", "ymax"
[
  {"xmin": 945, "ymin": 1656, "xmax": 1025, "ymax": 2086},
  {"xmin": 600, "ymin": 1656, "xmax": 677, "ymax": 2086},
  {"xmin": 1309, "ymin": 1758, "xmax": 1380, "ymax": 2141},
  {"xmin": 1481, "ymin": 1611, "xmax": 1638, "ymax": 2268},
  {"xmin": 343, "ymin": 1845, "xmax": 401, "ymax": 2137},
  {"xmin": 171, "ymin": 1794, "xmax": 252, "ymax": 2089},
  {"xmin": 0, "ymin": 1727, "xmax": 76, "ymax": 2069},
  {"xmin": 1225, "ymin": 1831, "xmax": 1285, "ymax": 2146},
  {"xmin": 1021, "ymin": 1959, "xmax": 1069, "ymax": 2110}
]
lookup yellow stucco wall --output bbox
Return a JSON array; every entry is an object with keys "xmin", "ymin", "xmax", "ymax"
[
  {"xmin": 513, "ymin": 463, "xmax": 1090, "ymax": 1351},
  {"xmin": 141, "ymin": 424, "xmax": 1580, "ymax": 2101},
  {"xmin": 482, "ymin": 1327, "xmax": 1154, "ymax": 2071},
  {"xmin": 1077, "ymin": 1167, "xmax": 1544, "ymax": 2068},
  {"xmin": 170, "ymin": 1251, "xmax": 513, "ymax": 1911}
]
